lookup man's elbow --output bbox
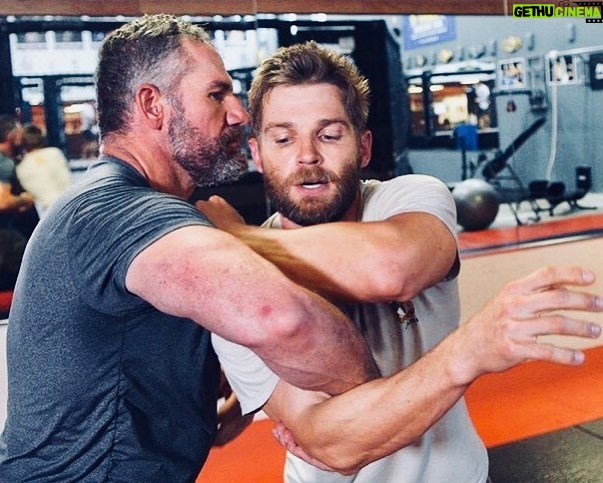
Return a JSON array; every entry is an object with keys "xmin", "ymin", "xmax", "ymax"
[
  {"xmin": 244, "ymin": 305, "xmax": 310, "ymax": 356},
  {"xmin": 306, "ymin": 445, "xmax": 375, "ymax": 475},
  {"xmin": 364, "ymin": 260, "xmax": 423, "ymax": 302},
  {"xmin": 374, "ymin": 251, "xmax": 456, "ymax": 301}
]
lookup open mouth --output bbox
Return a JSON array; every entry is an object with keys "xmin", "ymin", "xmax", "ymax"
[{"xmin": 300, "ymin": 181, "xmax": 327, "ymax": 190}]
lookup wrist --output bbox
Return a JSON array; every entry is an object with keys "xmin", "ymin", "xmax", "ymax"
[{"xmin": 434, "ymin": 330, "xmax": 477, "ymax": 388}]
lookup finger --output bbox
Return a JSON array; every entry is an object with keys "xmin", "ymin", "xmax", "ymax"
[
  {"xmin": 214, "ymin": 414, "xmax": 254, "ymax": 446},
  {"xmin": 286, "ymin": 445, "xmax": 335, "ymax": 472},
  {"xmin": 527, "ymin": 315, "xmax": 602, "ymax": 340},
  {"xmin": 208, "ymin": 195, "xmax": 228, "ymax": 205},
  {"xmin": 506, "ymin": 266, "xmax": 596, "ymax": 294},
  {"xmin": 527, "ymin": 342, "xmax": 586, "ymax": 366},
  {"xmin": 524, "ymin": 289, "xmax": 603, "ymax": 316},
  {"xmin": 217, "ymin": 393, "xmax": 239, "ymax": 422},
  {"xmin": 272, "ymin": 424, "xmax": 297, "ymax": 451}
]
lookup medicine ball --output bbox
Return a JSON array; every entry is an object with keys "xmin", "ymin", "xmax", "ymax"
[{"xmin": 452, "ymin": 179, "xmax": 500, "ymax": 231}]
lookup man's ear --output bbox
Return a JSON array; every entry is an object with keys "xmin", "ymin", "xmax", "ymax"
[
  {"xmin": 359, "ymin": 130, "xmax": 372, "ymax": 169},
  {"xmin": 248, "ymin": 137, "xmax": 264, "ymax": 173},
  {"xmin": 135, "ymin": 84, "xmax": 164, "ymax": 130}
]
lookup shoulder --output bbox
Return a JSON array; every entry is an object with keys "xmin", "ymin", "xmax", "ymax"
[
  {"xmin": 363, "ymin": 174, "xmax": 450, "ymax": 192},
  {"xmin": 262, "ymin": 212, "xmax": 281, "ymax": 229},
  {"xmin": 360, "ymin": 175, "xmax": 456, "ymax": 229},
  {"xmin": 360, "ymin": 174, "xmax": 453, "ymax": 209},
  {"xmin": 62, "ymin": 161, "xmax": 211, "ymax": 244}
]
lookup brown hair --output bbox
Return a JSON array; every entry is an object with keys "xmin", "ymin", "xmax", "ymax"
[
  {"xmin": 0, "ymin": 114, "xmax": 18, "ymax": 143},
  {"xmin": 21, "ymin": 124, "xmax": 46, "ymax": 151},
  {"xmin": 248, "ymin": 41, "xmax": 370, "ymax": 136}
]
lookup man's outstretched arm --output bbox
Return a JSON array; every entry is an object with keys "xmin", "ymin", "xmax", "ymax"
[{"xmin": 254, "ymin": 266, "xmax": 602, "ymax": 473}]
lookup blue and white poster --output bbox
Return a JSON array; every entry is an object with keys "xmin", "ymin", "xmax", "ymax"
[{"xmin": 403, "ymin": 15, "xmax": 457, "ymax": 50}]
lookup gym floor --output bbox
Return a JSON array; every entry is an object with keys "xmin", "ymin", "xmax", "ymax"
[{"xmin": 2, "ymin": 193, "xmax": 603, "ymax": 483}]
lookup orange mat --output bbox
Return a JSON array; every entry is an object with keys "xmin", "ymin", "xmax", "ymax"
[
  {"xmin": 458, "ymin": 212, "xmax": 603, "ymax": 257},
  {"xmin": 198, "ymin": 345, "xmax": 603, "ymax": 482},
  {"xmin": 197, "ymin": 419, "xmax": 285, "ymax": 483},
  {"xmin": 465, "ymin": 344, "xmax": 603, "ymax": 448}
]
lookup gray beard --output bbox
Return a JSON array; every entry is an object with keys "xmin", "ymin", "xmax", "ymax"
[{"xmin": 168, "ymin": 99, "xmax": 248, "ymax": 187}]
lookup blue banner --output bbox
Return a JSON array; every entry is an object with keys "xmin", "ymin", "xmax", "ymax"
[{"xmin": 403, "ymin": 15, "xmax": 457, "ymax": 50}]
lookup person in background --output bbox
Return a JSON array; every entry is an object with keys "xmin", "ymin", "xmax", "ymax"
[
  {"xmin": 0, "ymin": 115, "xmax": 36, "ymax": 290},
  {"xmin": 197, "ymin": 41, "xmax": 603, "ymax": 482},
  {"xmin": 17, "ymin": 123, "xmax": 72, "ymax": 217},
  {"xmin": 79, "ymin": 101, "xmax": 100, "ymax": 159},
  {"xmin": 0, "ymin": 16, "xmax": 378, "ymax": 482}
]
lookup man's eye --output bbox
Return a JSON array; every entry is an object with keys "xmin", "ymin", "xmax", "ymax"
[
  {"xmin": 274, "ymin": 137, "xmax": 290, "ymax": 145},
  {"xmin": 321, "ymin": 133, "xmax": 342, "ymax": 141},
  {"xmin": 209, "ymin": 92, "xmax": 225, "ymax": 101}
]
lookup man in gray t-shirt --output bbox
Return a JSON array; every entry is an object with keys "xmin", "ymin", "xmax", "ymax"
[{"xmin": 0, "ymin": 17, "xmax": 379, "ymax": 482}]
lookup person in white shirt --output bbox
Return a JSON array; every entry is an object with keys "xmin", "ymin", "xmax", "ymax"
[
  {"xmin": 17, "ymin": 123, "xmax": 72, "ymax": 216},
  {"xmin": 197, "ymin": 41, "xmax": 603, "ymax": 482}
]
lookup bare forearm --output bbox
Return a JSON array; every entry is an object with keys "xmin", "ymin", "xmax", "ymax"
[
  {"xmin": 267, "ymin": 337, "xmax": 468, "ymax": 473},
  {"xmin": 269, "ymin": 266, "xmax": 603, "ymax": 472},
  {"xmin": 232, "ymin": 214, "xmax": 455, "ymax": 302}
]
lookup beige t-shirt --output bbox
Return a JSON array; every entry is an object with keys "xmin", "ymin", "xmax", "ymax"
[
  {"xmin": 212, "ymin": 174, "xmax": 488, "ymax": 483},
  {"xmin": 16, "ymin": 147, "xmax": 72, "ymax": 215}
]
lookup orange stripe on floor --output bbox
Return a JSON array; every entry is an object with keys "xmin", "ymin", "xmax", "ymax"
[
  {"xmin": 465, "ymin": 344, "xmax": 603, "ymax": 448},
  {"xmin": 197, "ymin": 418, "xmax": 284, "ymax": 483}
]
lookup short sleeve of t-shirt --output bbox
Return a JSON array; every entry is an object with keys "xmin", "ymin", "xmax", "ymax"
[
  {"xmin": 212, "ymin": 333, "xmax": 279, "ymax": 415},
  {"xmin": 360, "ymin": 174, "xmax": 458, "ymax": 238},
  {"xmin": 64, "ymin": 159, "xmax": 212, "ymax": 316}
]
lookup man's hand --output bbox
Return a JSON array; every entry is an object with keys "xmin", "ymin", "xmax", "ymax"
[
  {"xmin": 214, "ymin": 371, "xmax": 254, "ymax": 446},
  {"xmin": 449, "ymin": 266, "xmax": 603, "ymax": 385},
  {"xmin": 195, "ymin": 196, "xmax": 246, "ymax": 233}
]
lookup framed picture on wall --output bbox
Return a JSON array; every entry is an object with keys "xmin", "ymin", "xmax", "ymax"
[
  {"xmin": 547, "ymin": 54, "xmax": 584, "ymax": 85},
  {"xmin": 497, "ymin": 57, "xmax": 526, "ymax": 90},
  {"xmin": 589, "ymin": 52, "xmax": 603, "ymax": 90},
  {"xmin": 527, "ymin": 55, "xmax": 548, "ymax": 110}
]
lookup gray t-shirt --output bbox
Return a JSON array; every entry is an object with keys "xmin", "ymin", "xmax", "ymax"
[
  {"xmin": 213, "ymin": 174, "xmax": 489, "ymax": 483},
  {"xmin": 0, "ymin": 157, "xmax": 220, "ymax": 482},
  {"xmin": 0, "ymin": 152, "xmax": 15, "ymax": 184}
]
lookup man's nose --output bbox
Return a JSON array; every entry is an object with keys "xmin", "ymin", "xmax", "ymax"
[
  {"xmin": 226, "ymin": 96, "xmax": 249, "ymax": 126},
  {"xmin": 297, "ymin": 138, "xmax": 321, "ymax": 165}
]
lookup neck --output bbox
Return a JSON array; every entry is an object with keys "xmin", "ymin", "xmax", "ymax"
[{"xmin": 101, "ymin": 140, "xmax": 195, "ymax": 199}]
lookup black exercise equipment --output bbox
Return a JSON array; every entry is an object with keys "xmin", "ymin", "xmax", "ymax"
[
  {"xmin": 477, "ymin": 117, "xmax": 547, "ymax": 225},
  {"xmin": 452, "ymin": 179, "xmax": 501, "ymax": 231},
  {"xmin": 454, "ymin": 123, "xmax": 479, "ymax": 181},
  {"xmin": 529, "ymin": 166, "xmax": 595, "ymax": 216}
]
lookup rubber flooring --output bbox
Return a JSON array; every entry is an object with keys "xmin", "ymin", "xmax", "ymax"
[{"xmin": 488, "ymin": 419, "xmax": 603, "ymax": 483}]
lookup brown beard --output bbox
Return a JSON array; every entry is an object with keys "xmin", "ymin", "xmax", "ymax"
[{"xmin": 263, "ymin": 163, "xmax": 361, "ymax": 226}]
